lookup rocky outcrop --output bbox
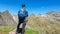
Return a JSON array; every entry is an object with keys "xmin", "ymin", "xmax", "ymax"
[{"xmin": 0, "ymin": 10, "xmax": 17, "ymax": 26}]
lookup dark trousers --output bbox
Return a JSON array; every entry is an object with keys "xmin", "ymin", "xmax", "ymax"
[{"xmin": 17, "ymin": 17, "xmax": 26, "ymax": 34}]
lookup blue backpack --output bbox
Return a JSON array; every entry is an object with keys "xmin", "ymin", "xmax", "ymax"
[{"xmin": 18, "ymin": 9, "xmax": 28, "ymax": 19}]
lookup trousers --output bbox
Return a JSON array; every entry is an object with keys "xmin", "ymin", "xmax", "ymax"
[{"xmin": 17, "ymin": 17, "xmax": 26, "ymax": 34}]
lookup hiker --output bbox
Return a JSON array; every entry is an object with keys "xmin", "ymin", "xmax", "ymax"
[{"xmin": 16, "ymin": 4, "xmax": 28, "ymax": 34}]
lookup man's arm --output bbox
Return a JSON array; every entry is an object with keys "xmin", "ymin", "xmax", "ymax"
[
  {"xmin": 18, "ymin": 10, "xmax": 22, "ymax": 17},
  {"xmin": 25, "ymin": 11, "xmax": 28, "ymax": 17},
  {"xmin": 25, "ymin": 11, "xmax": 28, "ymax": 22}
]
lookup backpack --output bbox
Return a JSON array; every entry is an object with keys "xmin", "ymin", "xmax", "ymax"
[{"xmin": 18, "ymin": 9, "xmax": 28, "ymax": 19}]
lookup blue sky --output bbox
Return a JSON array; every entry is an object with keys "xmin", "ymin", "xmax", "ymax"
[{"xmin": 0, "ymin": 0, "xmax": 60, "ymax": 15}]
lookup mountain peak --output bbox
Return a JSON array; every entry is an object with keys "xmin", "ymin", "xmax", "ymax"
[{"xmin": 0, "ymin": 10, "xmax": 17, "ymax": 26}]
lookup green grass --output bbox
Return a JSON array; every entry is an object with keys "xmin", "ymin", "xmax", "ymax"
[
  {"xmin": 25, "ymin": 28, "xmax": 39, "ymax": 34},
  {"xmin": 0, "ymin": 26, "xmax": 15, "ymax": 34},
  {"xmin": 0, "ymin": 26, "xmax": 15, "ymax": 31},
  {"xmin": 0, "ymin": 26, "xmax": 39, "ymax": 34}
]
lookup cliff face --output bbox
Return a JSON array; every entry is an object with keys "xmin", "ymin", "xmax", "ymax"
[{"xmin": 0, "ymin": 10, "xmax": 17, "ymax": 26}]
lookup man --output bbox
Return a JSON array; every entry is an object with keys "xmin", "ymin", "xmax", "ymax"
[{"xmin": 16, "ymin": 4, "xmax": 28, "ymax": 34}]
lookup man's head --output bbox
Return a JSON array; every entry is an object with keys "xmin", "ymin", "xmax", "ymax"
[{"xmin": 22, "ymin": 4, "xmax": 25, "ymax": 8}]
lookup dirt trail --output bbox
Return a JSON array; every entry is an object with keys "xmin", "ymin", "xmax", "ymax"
[{"xmin": 9, "ymin": 28, "xmax": 16, "ymax": 34}]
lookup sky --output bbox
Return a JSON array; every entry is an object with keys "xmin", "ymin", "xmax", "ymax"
[{"xmin": 0, "ymin": 0, "xmax": 60, "ymax": 15}]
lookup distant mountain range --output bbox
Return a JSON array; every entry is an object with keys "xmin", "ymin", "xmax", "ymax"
[
  {"xmin": 0, "ymin": 10, "xmax": 60, "ymax": 34},
  {"xmin": 46, "ymin": 11, "xmax": 60, "ymax": 24},
  {"xmin": 40, "ymin": 11, "xmax": 60, "ymax": 24}
]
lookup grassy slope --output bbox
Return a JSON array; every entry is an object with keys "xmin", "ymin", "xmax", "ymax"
[
  {"xmin": 0, "ymin": 26, "xmax": 39, "ymax": 34},
  {"xmin": 27, "ymin": 15, "xmax": 60, "ymax": 34}
]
